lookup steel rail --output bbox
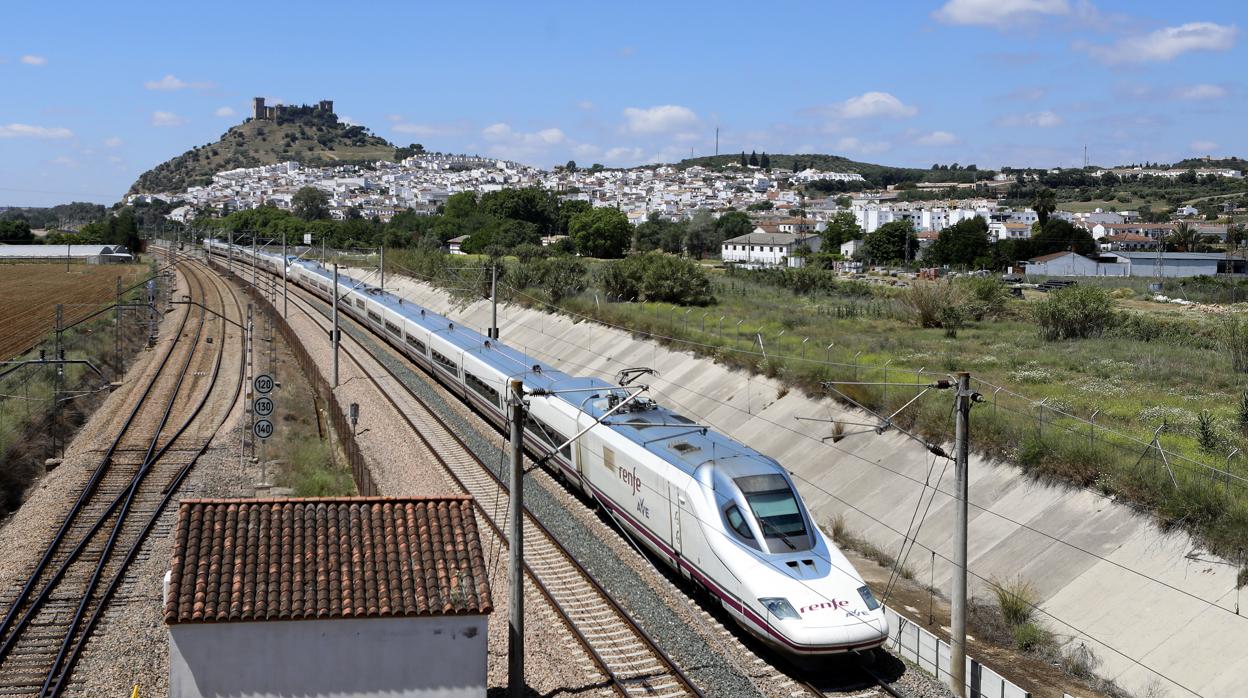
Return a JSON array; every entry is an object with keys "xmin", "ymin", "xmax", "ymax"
[
  {"xmin": 0, "ymin": 256, "xmax": 195, "ymax": 661},
  {"xmin": 42, "ymin": 253, "xmax": 247, "ymax": 696},
  {"xmin": 231, "ymin": 255, "xmax": 703, "ymax": 698}
]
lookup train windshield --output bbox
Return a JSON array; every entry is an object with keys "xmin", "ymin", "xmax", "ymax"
[{"xmin": 735, "ymin": 474, "xmax": 811, "ymax": 552}]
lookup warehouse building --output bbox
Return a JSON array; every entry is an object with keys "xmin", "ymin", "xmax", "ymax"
[
  {"xmin": 164, "ymin": 497, "xmax": 492, "ymax": 698},
  {"xmin": 1025, "ymin": 250, "xmax": 1245, "ymax": 278},
  {"xmin": 0, "ymin": 244, "xmax": 134, "ymax": 263}
]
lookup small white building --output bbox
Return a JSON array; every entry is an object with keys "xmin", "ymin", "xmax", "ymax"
[
  {"xmin": 447, "ymin": 235, "xmax": 469, "ymax": 255},
  {"xmin": 721, "ymin": 226, "xmax": 821, "ymax": 268},
  {"xmin": 840, "ymin": 239, "xmax": 864, "ymax": 258},
  {"xmin": 0, "ymin": 244, "xmax": 134, "ymax": 263},
  {"xmin": 165, "ymin": 497, "xmax": 492, "ymax": 698}
]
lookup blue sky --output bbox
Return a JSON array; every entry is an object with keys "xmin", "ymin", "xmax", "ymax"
[{"xmin": 1, "ymin": 0, "xmax": 1243, "ymax": 206}]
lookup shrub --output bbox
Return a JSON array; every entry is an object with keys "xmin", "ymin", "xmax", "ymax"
[
  {"xmin": 1238, "ymin": 391, "xmax": 1248, "ymax": 432},
  {"xmin": 903, "ymin": 280, "xmax": 963, "ymax": 328},
  {"xmin": 1197, "ymin": 411, "xmax": 1219, "ymax": 452},
  {"xmin": 1032, "ymin": 285, "xmax": 1116, "ymax": 341},
  {"xmin": 1012, "ymin": 621, "xmax": 1051, "ymax": 652},
  {"xmin": 989, "ymin": 577, "xmax": 1037, "ymax": 627},
  {"xmin": 1221, "ymin": 315, "xmax": 1248, "ymax": 373},
  {"xmin": 598, "ymin": 253, "xmax": 714, "ymax": 306},
  {"xmin": 958, "ymin": 276, "xmax": 1008, "ymax": 320}
]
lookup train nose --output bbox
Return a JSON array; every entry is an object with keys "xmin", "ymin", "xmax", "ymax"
[{"xmin": 780, "ymin": 611, "xmax": 889, "ymax": 653}]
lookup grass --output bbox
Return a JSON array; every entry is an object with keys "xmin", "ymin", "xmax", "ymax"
[
  {"xmin": 278, "ymin": 438, "xmax": 354, "ymax": 496},
  {"xmin": 825, "ymin": 514, "xmax": 915, "ymax": 581}
]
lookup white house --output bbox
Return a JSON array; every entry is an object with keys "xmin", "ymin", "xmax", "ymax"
[
  {"xmin": 988, "ymin": 222, "xmax": 1032, "ymax": 241},
  {"xmin": 840, "ymin": 239, "xmax": 865, "ymax": 258},
  {"xmin": 721, "ymin": 226, "xmax": 821, "ymax": 268},
  {"xmin": 165, "ymin": 497, "xmax": 492, "ymax": 698},
  {"xmin": 447, "ymin": 235, "xmax": 469, "ymax": 255}
]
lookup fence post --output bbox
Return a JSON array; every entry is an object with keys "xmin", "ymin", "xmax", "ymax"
[
  {"xmin": 1090, "ymin": 409, "xmax": 1100, "ymax": 450},
  {"xmin": 993, "ymin": 387, "xmax": 1001, "ymax": 417},
  {"xmin": 1227, "ymin": 449, "xmax": 1240, "ymax": 496},
  {"xmin": 1037, "ymin": 398, "xmax": 1047, "ymax": 438},
  {"xmin": 882, "ymin": 359, "xmax": 892, "ymax": 408}
]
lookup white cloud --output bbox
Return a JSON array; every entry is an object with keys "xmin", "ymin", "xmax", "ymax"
[
  {"xmin": 571, "ymin": 143, "xmax": 602, "ymax": 158},
  {"xmin": 1173, "ymin": 83, "xmax": 1227, "ymax": 100},
  {"xmin": 20, "ymin": 54, "xmax": 47, "ymax": 66},
  {"xmin": 1008, "ymin": 87, "xmax": 1048, "ymax": 101},
  {"xmin": 1082, "ymin": 22, "xmax": 1238, "ymax": 65},
  {"xmin": 50, "ymin": 155, "xmax": 78, "ymax": 167},
  {"xmin": 392, "ymin": 122, "xmax": 460, "ymax": 137},
  {"xmin": 0, "ymin": 123, "xmax": 74, "ymax": 139},
  {"xmin": 480, "ymin": 123, "xmax": 567, "ymax": 160},
  {"xmin": 834, "ymin": 137, "xmax": 891, "ymax": 155},
  {"xmin": 622, "ymin": 105, "xmax": 699, "ymax": 134},
  {"xmin": 214, "ymin": 106, "xmax": 237, "ymax": 117},
  {"xmin": 144, "ymin": 74, "xmax": 213, "ymax": 90},
  {"xmin": 934, "ymin": 0, "xmax": 1069, "ymax": 27},
  {"xmin": 151, "ymin": 110, "xmax": 187, "ymax": 127},
  {"xmin": 995, "ymin": 110, "xmax": 1063, "ymax": 127},
  {"xmin": 604, "ymin": 146, "xmax": 646, "ymax": 164},
  {"xmin": 1190, "ymin": 140, "xmax": 1218, "ymax": 152},
  {"xmin": 104, "ymin": 136, "xmax": 123, "ymax": 148},
  {"xmin": 577, "ymin": 100, "xmax": 596, "ymax": 111},
  {"xmin": 916, "ymin": 130, "xmax": 959, "ymax": 146},
  {"xmin": 833, "ymin": 92, "xmax": 917, "ymax": 119}
]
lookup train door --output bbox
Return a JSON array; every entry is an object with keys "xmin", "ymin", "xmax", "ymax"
[{"xmin": 669, "ymin": 481, "xmax": 683, "ymax": 563}]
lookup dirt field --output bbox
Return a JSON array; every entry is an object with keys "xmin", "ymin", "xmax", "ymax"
[{"xmin": 0, "ymin": 263, "xmax": 147, "ymax": 359}]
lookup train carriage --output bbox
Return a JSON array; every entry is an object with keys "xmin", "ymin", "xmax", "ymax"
[{"xmin": 203, "ymin": 239, "xmax": 889, "ymax": 657}]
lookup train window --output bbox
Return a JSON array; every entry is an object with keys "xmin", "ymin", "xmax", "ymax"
[
  {"xmin": 367, "ymin": 311, "xmax": 381, "ymax": 323},
  {"xmin": 724, "ymin": 505, "xmax": 754, "ymax": 542},
  {"xmin": 405, "ymin": 334, "xmax": 426, "ymax": 355},
  {"xmin": 384, "ymin": 320, "xmax": 401, "ymax": 336},
  {"xmin": 735, "ymin": 474, "xmax": 810, "ymax": 552},
  {"xmin": 528, "ymin": 418, "xmax": 571, "ymax": 459},
  {"xmin": 465, "ymin": 373, "xmax": 500, "ymax": 406},
  {"xmin": 355, "ymin": 299, "xmax": 365, "ymax": 309},
  {"xmin": 430, "ymin": 349, "xmax": 458, "ymax": 376}
]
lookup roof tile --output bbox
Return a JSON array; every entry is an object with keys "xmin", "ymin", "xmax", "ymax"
[{"xmin": 165, "ymin": 497, "xmax": 491, "ymax": 624}]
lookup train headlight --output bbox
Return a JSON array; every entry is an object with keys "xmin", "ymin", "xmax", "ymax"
[
  {"xmin": 758, "ymin": 597, "xmax": 801, "ymax": 621},
  {"xmin": 857, "ymin": 585, "xmax": 881, "ymax": 611}
]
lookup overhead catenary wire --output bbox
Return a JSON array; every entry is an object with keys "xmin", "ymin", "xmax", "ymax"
[{"xmin": 295, "ymin": 253, "xmax": 1209, "ymax": 693}]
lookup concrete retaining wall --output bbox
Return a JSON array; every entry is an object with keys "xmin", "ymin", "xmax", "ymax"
[{"xmin": 371, "ymin": 270, "xmax": 1246, "ymax": 698}]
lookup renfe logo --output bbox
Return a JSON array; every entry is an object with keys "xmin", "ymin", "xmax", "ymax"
[
  {"xmin": 800, "ymin": 599, "xmax": 850, "ymax": 615},
  {"xmin": 618, "ymin": 465, "xmax": 642, "ymax": 497}
]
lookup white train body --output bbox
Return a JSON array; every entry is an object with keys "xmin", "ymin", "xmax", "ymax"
[{"xmin": 204, "ymin": 239, "xmax": 889, "ymax": 655}]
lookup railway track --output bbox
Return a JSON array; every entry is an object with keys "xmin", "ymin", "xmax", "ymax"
[
  {"xmin": 223, "ymin": 258, "xmax": 703, "ymax": 698},
  {"xmin": 0, "ymin": 251, "xmax": 246, "ymax": 697}
]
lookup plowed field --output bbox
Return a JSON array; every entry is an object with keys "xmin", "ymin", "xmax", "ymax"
[{"xmin": 0, "ymin": 263, "xmax": 147, "ymax": 359}]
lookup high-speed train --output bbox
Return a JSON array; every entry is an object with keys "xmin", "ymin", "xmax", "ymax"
[{"xmin": 204, "ymin": 239, "xmax": 889, "ymax": 656}]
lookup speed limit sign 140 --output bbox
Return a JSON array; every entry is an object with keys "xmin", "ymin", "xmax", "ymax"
[{"xmin": 253, "ymin": 419, "xmax": 274, "ymax": 440}]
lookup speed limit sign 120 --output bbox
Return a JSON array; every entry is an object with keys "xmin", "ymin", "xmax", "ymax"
[{"xmin": 254, "ymin": 374, "xmax": 274, "ymax": 395}]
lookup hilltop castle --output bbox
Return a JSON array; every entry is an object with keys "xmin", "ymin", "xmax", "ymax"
[{"xmin": 252, "ymin": 97, "xmax": 334, "ymax": 121}]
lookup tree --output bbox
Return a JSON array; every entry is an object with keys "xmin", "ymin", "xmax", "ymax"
[
  {"xmin": 0, "ymin": 220, "xmax": 34, "ymax": 243},
  {"xmin": 569, "ymin": 207, "xmax": 631, "ymax": 258},
  {"xmin": 821, "ymin": 211, "xmax": 861, "ymax": 248},
  {"xmin": 684, "ymin": 210, "xmax": 717, "ymax": 258},
  {"xmin": 863, "ymin": 220, "xmax": 917, "ymax": 265},
  {"xmin": 443, "ymin": 191, "xmax": 478, "ymax": 219},
  {"xmin": 835, "ymin": 195, "xmax": 852, "ymax": 208},
  {"xmin": 1031, "ymin": 187, "xmax": 1057, "ymax": 226},
  {"xmin": 480, "ymin": 187, "xmax": 557, "ymax": 232},
  {"xmin": 1167, "ymin": 222, "xmax": 1212, "ymax": 252},
  {"xmin": 749, "ymin": 151, "xmax": 759, "ymax": 167},
  {"xmin": 759, "ymin": 152, "xmax": 771, "ymax": 169},
  {"xmin": 565, "ymin": 160, "xmax": 577, "ymax": 172},
  {"xmin": 634, "ymin": 212, "xmax": 679, "ymax": 252},
  {"xmin": 926, "ymin": 216, "xmax": 991, "ymax": 268},
  {"xmin": 556, "ymin": 199, "xmax": 592, "ymax": 235},
  {"xmin": 1029, "ymin": 219, "xmax": 1097, "ymax": 257},
  {"xmin": 1229, "ymin": 223, "xmax": 1246, "ymax": 248},
  {"xmin": 739, "ymin": 151, "xmax": 748, "ymax": 167},
  {"xmin": 292, "ymin": 187, "xmax": 330, "ymax": 221},
  {"xmin": 715, "ymin": 211, "xmax": 753, "ymax": 250}
]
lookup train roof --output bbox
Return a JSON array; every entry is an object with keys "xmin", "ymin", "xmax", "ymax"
[{"xmin": 288, "ymin": 258, "xmax": 782, "ymax": 481}]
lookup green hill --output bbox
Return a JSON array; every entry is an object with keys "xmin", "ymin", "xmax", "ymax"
[
  {"xmin": 128, "ymin": 107, "xmax": 398, "ymax": 195},
  {"xmin": 676, "ymin": 153, "xmax": 994, "ymax": 186}
]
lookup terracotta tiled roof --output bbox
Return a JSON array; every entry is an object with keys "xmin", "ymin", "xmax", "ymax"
[{"xmin": 164, "ymin": 497, "xmax": 492, "ymax": 625}]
